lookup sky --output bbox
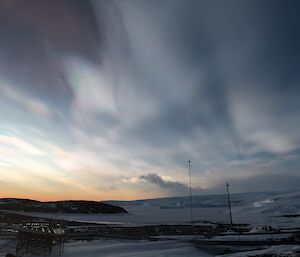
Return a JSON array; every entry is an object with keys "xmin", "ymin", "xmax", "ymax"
[{"xmin": 0, "ymin": 0, "xmax": 299, "ymax": 201}]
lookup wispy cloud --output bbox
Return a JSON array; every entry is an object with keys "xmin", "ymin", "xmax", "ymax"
[
  {"xmin": 0, "ymin": 0, "xmax": 299, "ymax": 200},
  {"xmin": 0, "ymin": 135, "xmax": 44, "ymax": 155},
  {"xmin": 1, "ymin": 83, "xmax": 51, "ymax": 116}
]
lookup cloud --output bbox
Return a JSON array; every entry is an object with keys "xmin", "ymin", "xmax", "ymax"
[
  {"xmin": 212, "ymin": 172, "xmax": 300, "ymax": 194},
  {"xmin": 0, "ymin": 135, "xmax": 44, "ymax": 156},
  {"xmin": 139, "ymin": 173, "xmax": 203, "ymax": 196},
  {"xmin": 0, "ymin": 0, "xmax": 300, "ymax": 199},
  {"xmin": 1, "ymin": 84, "xmax": 51, "ymax": 116}
]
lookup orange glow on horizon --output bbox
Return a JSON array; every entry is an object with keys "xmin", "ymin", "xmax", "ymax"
[{"xmin": 0, "ymin": 189, "xmax": 156, "ymax": 202}]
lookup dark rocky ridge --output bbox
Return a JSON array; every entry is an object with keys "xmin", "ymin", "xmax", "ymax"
[{"xmin": 0, "ymin": 198, "xmax": 127, "ymax": 214}]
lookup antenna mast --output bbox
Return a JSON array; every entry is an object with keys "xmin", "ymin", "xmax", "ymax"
[
  {"xmin": 226, "ymin": 181, "xmax": 233, "ymax": 226},
  {"xmin": 188, "ymin": 160, "xmax": 193, "ymax": 223}
]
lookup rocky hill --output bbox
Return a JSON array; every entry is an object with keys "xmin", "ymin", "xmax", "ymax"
[{"xmin": 0, "ymin": 198, "xmax": 127, "ymax": 214}]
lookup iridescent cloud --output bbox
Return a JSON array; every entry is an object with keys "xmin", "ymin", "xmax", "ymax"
[{"xmin": 0, "ymin": 0, "xmax": 299, "ymax": 200}]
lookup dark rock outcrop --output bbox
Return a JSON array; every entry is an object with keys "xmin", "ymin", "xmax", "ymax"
[{"xmin": 0, "ymin": 198, "xmax": 127, "ymax": 214}]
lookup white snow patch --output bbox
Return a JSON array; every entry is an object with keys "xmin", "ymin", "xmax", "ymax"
[
  {"xmin": 218, "ymin": 244, "xmax": 300, "ymax": 257},
  {"xmin": 38, "ymin": 239, "xmax": 212, "ymax": 257},
  {"xmin": 253, "ymin": 198, "xmax": 274, "ymax": 208}
]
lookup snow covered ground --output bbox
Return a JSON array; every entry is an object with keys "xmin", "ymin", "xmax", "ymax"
[
  {"xmin": 8, "ymin": 206, "xmax": 229, "ymax": 226},
  {"xmin": 6, "ymin": 190, "xmax": 300, "ymax": 228},
  {"xmin": 1, "ymin": 190, "xmax": 299, "ymax": 257},
  {"xmin": 219, "ymin": 245, "xmax": 300, "ymax": 257},
  {"xmin": 0, "ymin": 239, "xmax": 17, "ymax": 257},
  {"xmin": 16, "ymin": 239, "xmax": 300, "ymax": 257},
  {"xmin": 19, "ymin": 239, "xmax": 212, "ymax": 257}
]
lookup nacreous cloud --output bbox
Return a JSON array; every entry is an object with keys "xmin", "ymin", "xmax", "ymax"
[{"xmin": 0, "ymin": 0, "xmax": 299, "ymax": 200}]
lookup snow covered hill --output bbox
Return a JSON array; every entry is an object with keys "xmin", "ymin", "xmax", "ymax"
[
  {"xmin": 104, "ymin": 190, "xmax": 300, "ymax": 227},
  {"xmin": 5, "ymin": 190, "xmax": 298, "ymax": 228},
  {"xmin": 106, "ymin": 190, "xmax": 299, "ymax": 210}
]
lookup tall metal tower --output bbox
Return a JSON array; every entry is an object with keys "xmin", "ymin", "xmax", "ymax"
[
  {"xmin": 226, "ymin": 182, "xmax": 233, "ymax": 226},
  {"xmin": 188, "ymin": 160, "xmax": 193, "ymax": 223}
]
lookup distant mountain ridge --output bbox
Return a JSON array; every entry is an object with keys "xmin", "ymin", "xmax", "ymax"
[
  {"xmin": 105, "ymin": 190, "xmax": 300, "ymax": 210},
  {"xmin": 0, "ymin": 198, "xmax": 127, "ymax": 214}
]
